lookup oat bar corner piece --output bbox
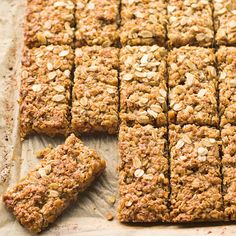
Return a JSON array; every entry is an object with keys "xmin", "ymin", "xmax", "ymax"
[{"xmin": 3, "ymin": 133, "xmax": 106, "ymax": 233}]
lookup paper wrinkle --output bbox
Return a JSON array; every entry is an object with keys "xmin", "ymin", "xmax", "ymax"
[{"xmin": 0, "ymin": 0, "xmax": 235, "ymax": 235}]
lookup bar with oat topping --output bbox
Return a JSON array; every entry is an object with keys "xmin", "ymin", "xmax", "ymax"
[
  {"xmin": 20, "ymin": 45, "xmax": 74, "ymax": 138},
  {"xmin": 168, "ymin": 46, "xmax": 218, "ymax": 127},
  {"xmin": 214, "ymin": 0, "xmax": 236, "ymax": 46},
  {"xmin": 75, "ymin": 0, "xmax": 119, "ymax": 47},
  {"xmin": 167, "ymin": 0, "xmax": 214, "ymax": 47},
  {"xmin": 120, "ymin": 45, "xmax": 168, "ymax": 127},
  {"xmin": 25, "ymin": 0, "xmax": 75, "ymax": 48},
  {"xmin": 71, "ymin": 46, "xmax": 119, "ymax": 134},
  {"xmin": 3, "ymin": 134, "xmax": 106, "ymax": 233},
  {"xmin": 120, "ymin": 0, "xmax": 167, "ymax": 46},
  {"xmin": 217, "ymin": 46, "xmax": 236, "ymax": 127},
  {"xmin": 118, "ymin": 124, "xmax": 170, "ymax": 222},
  {"xmin": 169, "ymin": 124, "xmax": 223, "ymax": 222},
  {"xmin": 221, "ymin": 124, "xmax": 236, "ymax": 220}
]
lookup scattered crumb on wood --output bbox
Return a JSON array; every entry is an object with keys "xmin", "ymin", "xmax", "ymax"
[{"xmin": 107, "ymin": 195, "xmax": 116, "ymax": 205}]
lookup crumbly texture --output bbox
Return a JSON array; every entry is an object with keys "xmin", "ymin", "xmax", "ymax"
[
  {"xmin": 120, "ymin": 45, "xmax": 168, "ymax": 127},
  {"xmin": 167, "ymin": 0, "xmax": 214, "ymax": 47},
  {"xmin": 75, "ymin": 0, "xmax": 119, "ymax": 47},
  {"xmin": 168, "ymin": 46, "xmax": 218, "ymax": 127},
  {"xmin": 221, "ymin": 124, "xmax": 236, "ymax": 220},
  {"xmin": 3, "ymin": 134, "xmax": 106, "ymax": 233},
  {"xmin": 25, "ymin": 0, "xmax": 75, "ymax": 48},
  {"xmin": 169, "ymin": 124, "xmax": 224, "ymax": 222},
  {"xmin": 120, "ymin": 0, "xmax": 167, "ymax": 46},
  {"xmin": 71, "ymin": 46, "xmax": 119, "ymax": 134},
  {"xmin": 214, "ymin": 0, "xmax": 236, "ymax": 46},
  {"xmin": 118, "ymin": 124, "xmax": 170, "ymax": 222},
  {"xmin": 217, "ymin": 46, "xmax": 236, "ymax": 127},
  {"xmin": 20, "ymin": 45, "xmax": 74, "ymax": 138}
]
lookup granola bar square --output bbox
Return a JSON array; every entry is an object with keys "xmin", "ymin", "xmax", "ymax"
[
  {"xmin": 168, "ymin": 46, "xmax": 218, "ymax": 126},
  {"xmin": 167, "ymin": 0, "xmax": 214, "ymax": 47},
  {"xmin": 169, "ymin": 124, "xmax": 224, "ymax": 222},
  {"xmin": 120, "ymin": 45, "xmax": 168, "ymax": 127},
  {"xmin": 20, "ymin": 45, "xmax": 74, "ymax": 138},
  {"xmin": 25, "ymin": 0, "xmax": 75, "ymax": 48},
  {"xmin": 75, "ymin": 0, "xmax": 119, "ymax": 47},
  {"xmin": 214, "ymin": 0, "xmax": 236, "ymax": 46},
  {"xmin": 120, "ymin": 0, "xmax": 167, "ymax": 46},
  {"xmin": 71, "ymin": 46, "xmax": 119, "ymax": 134},
  {"xmin": 118, "ymin": 124, "xmax": 170, "ymax": 222},
  {"xmin": 217, "ymin": 46, "xmax": 236, "ymax": 127},
  {"xmin": 221, "ymin": 124, "xmax": 236, "ymax": 220},
  {"xmin": 3, "ymin": 134, "xmax": 106, "ymax": 233}
]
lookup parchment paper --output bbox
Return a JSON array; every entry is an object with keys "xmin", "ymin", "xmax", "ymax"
[{"xmin": 0, "ymin": 0, "xmax": 236, "ymax": 235}]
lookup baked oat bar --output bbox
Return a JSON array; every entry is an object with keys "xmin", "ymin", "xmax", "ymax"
[
  {"xmin": 118, "ymin": 124, "xmax": 170, "ymax": 222},
  {"xmin": 75, "ymin": 0, "xmax": 119, "ymax": 47},
  {"xmin": 214, "ymin": 0, "xmax": 236, "ymax": 46},
  {"xmin": 120, "ymin": 45, "xmax": 168, "ymax": 127},
  {"xmin": 168, "ymin": 46, "xmax": 218, "ymax": 127},
  {"xmin": 169, "ymin": 124, "xmax": 224, "ymax": 222},
  {"xmin": 167, "ymin": 0, "xmax": 214, "ymax": 47},
  {"xmin": 25, "ymin": 0, "xmax": 75, "ymax": 48},
  {"xmin": 71, "ymin": 46, "xmax": 119, "ymax": 134},
  {"xmin": 3, "ymin": 134, "xmax": 106, "ymax": 233},
  {"xmin": 217, "ymin": 46, "xmax": 236, "ymax": 127},
  {"xmin": 120, "ymin": 0, "xmax": 167, "ymax": 46},
  {"xmin": 20, "ymin": 45, "xmax": 74, "ymax": 138},
  {"xmin": 221, "ymin": 124, "xmax": 236, "ymax": 220}
]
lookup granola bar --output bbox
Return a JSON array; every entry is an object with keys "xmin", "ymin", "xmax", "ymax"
[
  {"xmin": 3, "ymin": 134, "xmax": 106, "ymax": 233},
  {"xmin": 168, "ymin": 46, "xmax": 218, "ymax": 127},
  {"xmin": 75, "ymin": 0, "xmax": 119, "ymax": 47},
  {"xmin": 71, "ymin": 46, "xmax": 119, "ymax": 134},
  {"xmin": 25, "ymin": 0, "xmax": 75, "ymax": 48},
  {"xmin": 169, "ymin": 124, "xmax": 224, "ymax": 222},
  {"xmin": 217, "ymin": 46, "xmax": 236, "ymax": 127},
  {"xmin": 120, "ymin": 0, "xmax": 167, "ymax": 46},
  {"xmin": 214, "ymin": 0, "xmax": 236, "ymax": 46},
  {"xmin": 120, "ymin": 45, "xmax": 168, "ymax": 127},
  {"xmin": 221, "ymin": 124, "xmax": 236, "ymax": 220},
  {"xmin": 20, "ymin": 45, "xmax": 74, "ymax": 138},
  {"xmin": 118, "ymin": 124, "xmax": 170, "ymax": 222},
  {"xmin": 167, "ymin": 0, "xmax": 214, "ymax": 47}
]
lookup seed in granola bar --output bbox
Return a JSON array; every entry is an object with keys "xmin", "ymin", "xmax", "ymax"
[
  {"xmin": 137, "ymin": 115, "xmax": 149, "ymax": 124},
  {"xmin": 173, "ymin": 103, "xmax": 182, "ymax": 111},
  {"xmin": 32, "ymin": 84, "xmax": 42, "ymax": 92},
  {"xmin": 52, "ymin": 94, "xmax": 65, "ymax": 102},
  {"xmin": 80, "ymin": 97, "xmax": 88, "ymax": 106},
  {"xmin": 143, "ymin": 174, "xmax": 154, "ymax": 180},
  {"xmin": 140, "ymin": 54, "xmax": 149, "ymax": 64},
  {"xmin": 133, "ymin": 157, "xmax": 142, "ymax": 168},
  {"xmin": 38, "ymin": 168, "xmax": 47, "ymax": 177},
  {"xmin": 176, "ymin": 139, "xmax": 185, "ymax": 149},
  {"xmin": 147, "ymin": 109, "xmax": 158, "ymax": 119},
  {"xmin": 64, "ymin": 70, "xmax": 70, "ymax": 78},
  {"xmin": 159, "ymin": 88, "xmax": 167, "ymax": 97},
  {"xmin": 125, "ymin": 201, "xmax": 133, "ymax": 207},
  {"xmin": 49, "ymin": 190, "xmax": 59, "ymax": 198},
  {"xmin": 48, "ymin": 71, "xmax": 57, "ymax": 80},
  {"xmin": 197, "ymin": 89, "xmax": 207, "ymax": 98},
  {"xmin": 179, "ymin": 155, "xmax": 187, "ymax": 161},
  {"xmin": 123, "ymin": 73, "xmax": 133, "ymax": 81},
  {"xmin": 47, "ymin": 62, "xmax": 53, "ymax": 71},
  {"xmin": 59, "ymin": 50, "xmax": 69, "ymax": 57},
  {"xmin": 134, "ymin": 169, "xmax": 144, "ymax": 178},
  {"xmin": 54, "ymin": 85, "xmax": 65, "ymax": 92},
  {"xmin": 198, "ymin": 155, "xmax": 207, "ymax": 162},
  {"xmin": 36, "ymin": 32, "xmax": 46, "ymax": 44},
  {"xmin": 197, "ymin": 147, "xmax": 208, "ymax": 156},
  {"xmin": 140, "ymin": 30, "xmax": 153, "ymax": 38}
]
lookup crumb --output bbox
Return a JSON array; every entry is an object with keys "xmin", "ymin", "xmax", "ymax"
[
  {"xmin": 106, "ymin": 212, "xmax": 113, "ymax": 221},
  {"xmin": 107, "ymin": 195, "xmax": 116, "ymax": 205},
  {"xmin": 208, "ymin": 231, "xmax": 212, "ymax": 234}
]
